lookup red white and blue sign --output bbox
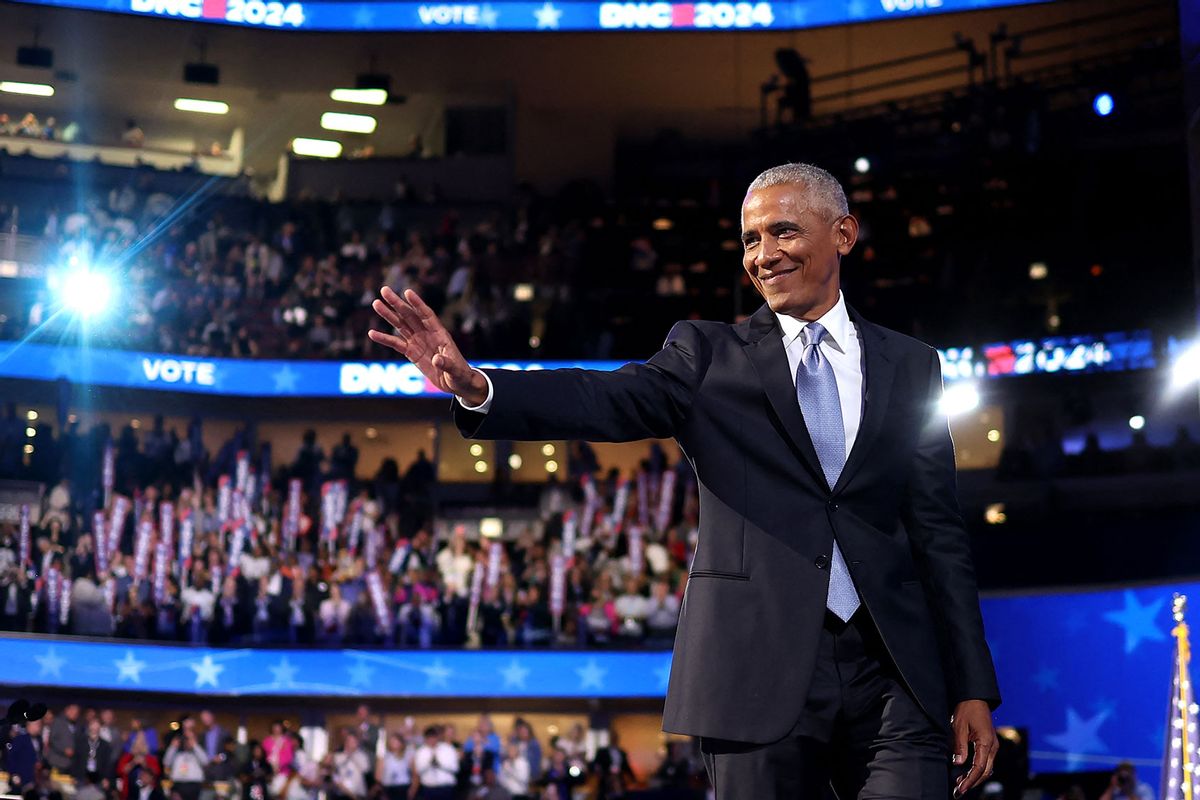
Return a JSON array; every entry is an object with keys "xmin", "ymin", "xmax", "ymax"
[{"xmin": 8, "ymin": 0, "xmax": 1053, "ymax": 31}]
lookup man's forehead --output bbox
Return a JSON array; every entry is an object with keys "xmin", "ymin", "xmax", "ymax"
[{"xmin": 741, "ymin": 188, "xmax": 820, "ymax": 226}]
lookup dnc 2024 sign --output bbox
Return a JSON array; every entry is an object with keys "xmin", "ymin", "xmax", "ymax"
[
  {"xmin": 0, "ymin": 330, "xmax": 1156, "ymax": 398},
  {"xmin": 10, "ymin": 0, "xmax": 1052, "ymax": 32}
]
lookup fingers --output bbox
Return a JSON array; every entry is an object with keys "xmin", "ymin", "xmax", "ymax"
[
  {"xmin": 375, "ymin": 290, "xmax": 427, "ymax": 336},
  {"xmin": 955, "ymin": 735, "xmax": 997, "ymax": 798},
  {"xmin": 403, "ymin": 289, "xmax": 441, "ymax": 330},
  {"xmin": 366, "ymin": 329, "xmax": 409, "ymax": 355}
]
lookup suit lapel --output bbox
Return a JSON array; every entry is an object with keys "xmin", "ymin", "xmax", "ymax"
[
  {"xmin": 741, "ymin": 304, "xmax": 828, "ymax": 489},
  {"xmin": 739, "ymin": 300, "xmax": 896, "ymax": 495},
  {"xmin": 833, "ymin": 302, "xmax": 894, "ymax": 494}
]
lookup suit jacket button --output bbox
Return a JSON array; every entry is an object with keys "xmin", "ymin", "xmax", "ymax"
[
  {"xmin": 814, "ymin": 555, "xmax": 830, "ymax": 569},
  {"xmin": 827, "ymin": 500, "xmax": 839, "ymax": 511}
]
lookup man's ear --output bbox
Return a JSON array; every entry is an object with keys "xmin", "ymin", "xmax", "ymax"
[{"xmin": 835, "ymin": 215, "xmax": 859, "ymax": 255}]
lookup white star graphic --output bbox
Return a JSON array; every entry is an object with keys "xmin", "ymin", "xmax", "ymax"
[
  {"xmin": 269, "ymin": 656, "xmax": 299, "ymax": 686},
  {"xmin": 114, "ymin": 650, "xmax": 147, "ymax": 684},
  {"xmin": 347, "ymin": 658, "xmax": 376, "ymax": 688},
  {"xmin": 576, "ymin": 658, "xmax": 607, "ymax": 690},
  {"xmin": 478, "ymin": 3, "xmax": 498, "ymax": 27},
  {"xmin": 1044, "ymin": 707, "xmax": 1111, "ymax": 771},
  {"xmin": 500, "ymin": 658, "xmax": 530, "ymax": 690},
  {"xmin": 533, "ymin": 1, "xmax": 561, "ymax": 28},
  {"xmin": 272, "ymin": 365, "xmax": 300, "ymax": 393},
  {"xmin": 190, "ymin": 655, "xmax": 225, "ymax": 688},
  {"xmin": 424, "ymin": 659, "xmax": 452, "ymax": 690},
  {"xmin": 35, "ymin": 647, "xmax": 66, "ymax": 679},
  {"xmin": 1102, "ymin": 590, "xmax": 1166, "ymax": 654},
  {"xmin": 653, "ymin": 660, "xmax": 672, "ymax": 690}
]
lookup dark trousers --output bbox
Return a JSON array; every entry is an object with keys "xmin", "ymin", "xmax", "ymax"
[{"xmin": 700, "ymin": 610, "xmax": 951, "ymax": 799}]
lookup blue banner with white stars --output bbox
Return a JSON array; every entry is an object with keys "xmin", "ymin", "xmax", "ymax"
[{"xmin": 1, "ymin": 579, "xmax": 1191, "ymax": 788}]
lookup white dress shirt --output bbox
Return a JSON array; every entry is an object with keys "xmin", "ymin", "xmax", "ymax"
[
  {"xmin": 458, "ymin": 290, "xmax": 866, "ymax": 453},
  {"xmin": 776, "ymin": 289, "xmax": 864, "ymax": 463}
]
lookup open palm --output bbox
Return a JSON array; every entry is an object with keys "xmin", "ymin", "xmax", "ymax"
[{"xmin": 367, "ymin": 286, "xmax": 483, "ymax": 402}]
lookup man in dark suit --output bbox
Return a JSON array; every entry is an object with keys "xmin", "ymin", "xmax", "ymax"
[{"xmin": 368, "ymin": 162, "xmax": 1000, "ymax": 799}]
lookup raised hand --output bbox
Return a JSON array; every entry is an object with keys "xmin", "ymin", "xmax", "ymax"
[{"xmin": 367, "ymin": 287, "xmax": 488, "ymax": 406}]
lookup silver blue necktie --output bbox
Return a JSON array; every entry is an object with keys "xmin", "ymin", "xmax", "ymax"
[{"xmin": 796, "ymin": 322, "xmax": 861, "ymax": 622}]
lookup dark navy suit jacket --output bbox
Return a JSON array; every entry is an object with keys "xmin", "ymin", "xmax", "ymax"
[{"xmin": 455, "ymin": 301, "xmax": 1000, "ymax": 743}]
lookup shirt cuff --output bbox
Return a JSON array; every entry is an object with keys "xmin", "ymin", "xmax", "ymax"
[{"xmin": 455, "ymin": 368, "xmax": 493, "ymax": 413}]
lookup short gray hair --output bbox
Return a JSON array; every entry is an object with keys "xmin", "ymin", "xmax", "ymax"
[{"xmin": 746, "ymin": 163, "xmax": 849, "ymax": 222}]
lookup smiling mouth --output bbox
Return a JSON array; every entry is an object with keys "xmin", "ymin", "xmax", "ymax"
[{"xmin": 760, "ymin": 268, "xmax": 796, "ymax": 285}]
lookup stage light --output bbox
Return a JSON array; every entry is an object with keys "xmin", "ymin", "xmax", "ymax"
[
  {"xmin": 513, "ymin": 283, "xmax": 534, "ymax": 302},
  {"xmin": 652, "ymin": 218, "xmax": 674, "ymax": 231},
  {"xmin": 60, "ymin": 266, "xmax": 113, "ymax": 318},
  {"xmin": 291, "ymin": 138, "xmax": 342, "ymax": 158},
  {"xmin": 480, "ymin": 517, "xmax": 502, "ymax": 538},
  {"xmin": 174, "ymin": 98, "xmax": 229, "ymax": 115},
  {"xmin": 330, "ymin": 88, "xmax": 388, "ymax": 106},
  {"xmin": 1171, "ymin": 341, "xmax": 1200, "ymax": 390},
  {"xmin": 474, "ymin": 460, "xmax": 488, "ymax": 473},
  {"xmin": 25, "ymin": 427, "xmax": 35, "ymax": 437},
  {"xmin": 854, "ymin": 157, "xmax": 871, "ymax": 174},
  {"xmin": 26, "ymin": 410, "xmax": 37, "ymax": 421},
  {"xmin": 22, "ymin": 444, "xmax": 33, "ymax": 455},
  {"xmin": 984, "ymin": 503, "xmax": 1007, "ymax": 524},
  {"xmin": 987, "ymin": 429, "xmax": 1000, "ymax": 442},
  {"xmin": 1129, "ymin": 415, "xmax": 1145, "ymax": 431},
  {"xmin": 1093, "ymin": 92, "xmax": 1114, "ymax": 117},
  {"xmin": 542, "ymin": 444, "xmax": 555, "ymax": 456},
  {"xmin": 0, "ymin": 81, "xmax": 54, "ymax": 97},
  {"xmin": 365, "ymin": 427, "xmax": 378, "ymax": 439},
  {"xmin": 545, "ymin": 459, "xmax": 558, "ymax": 473},
  {"xmin": 320, "ymin": 112, "xmax": 377, "ymax": 134},
  {"xmin": 470, "ymin": 444, "xmax": 484, "ymax": 456},
  {"xmin": 508, "ymin": 454, "xmax": 523, "ymax": 469},
  {"xmin": 940, "ymin": 383, "xmax": 980, "ymax": 417},
  {"xmin": 1028, "ymin": 262, "xmax": 1048, "ymax": 280}
]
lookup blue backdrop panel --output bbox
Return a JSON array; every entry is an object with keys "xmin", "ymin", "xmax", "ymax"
[{"xmin": 2, "ymin": 579, "xmax": 1190, "ymax": 787}]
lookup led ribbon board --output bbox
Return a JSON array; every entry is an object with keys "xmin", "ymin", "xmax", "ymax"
[
  {"xmin": 3, "ymin": 577, "xmax": 1190, "ymax": 797},
  {"xmin": 0, "ymin": 330, "xmax": 1155, "ymax": 397},
  {"xmin": 7, "ymin": 0, "xmax": 1052, "ymax": 31}
]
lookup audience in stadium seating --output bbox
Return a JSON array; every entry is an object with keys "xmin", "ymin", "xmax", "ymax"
[
  {"xmin": 0, "ymin": 704, "xmax": 708, "ymax": 799},
  {"xmin": 0, "ymin": 414, "xmax": 693, "ymax": 650}
]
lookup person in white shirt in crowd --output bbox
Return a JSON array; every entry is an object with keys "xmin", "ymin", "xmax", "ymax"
[
  {"xmin": 613, "ymin": 576, "xmax": 649, "ymax": 640},
  {"xmin": 435, "ymin": 526, "xmax": 473, "ymax": 597},
  {"xmin": 376, "ymin": 733, "xmax": 414, "ymax": 800},
  {"xmin": 329, "ymin": 731, "xmax": 370, "ymax": 800},
  {"xmin": 318, "ymin": 583, "xmax": 352, "ymax": 641},
  {"xmin": 413, "ymin": 726, "xmax": 458, "ymax": 800},
  {"xmin": 497, "ymin": 743, "xmax": 530, "ymax": 798},
  {"xmin": 163, "ymin": 726, "xmax": 209, "ymax": 800}
]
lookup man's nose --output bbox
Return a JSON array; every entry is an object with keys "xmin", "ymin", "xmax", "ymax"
[{"xmin": 754, "ymin": 238, "xmax": 781, "ymax": 267}]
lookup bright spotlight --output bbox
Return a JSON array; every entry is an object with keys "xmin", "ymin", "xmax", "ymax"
[
  {"xmin": 939, "ymin": 382, "xmax": 980, "ymax": 417},
  {"xmin": 1093, "ymin": 92, "xmax": 1114, "ymax": 117},
  {"xmin": 854, "ymin": 157, "xmax": 871, "ymax": 174},
  {"xmin": 1171, "ymin": 342, "xmax": 1200, "ymax": 390},
  {"xmin": 61, "ymin": 267, "xmax": 113, "ymax": 317},
  {"xmin": 1129, "ymin": 415, "xmax": 1145, "ymax": 431}
]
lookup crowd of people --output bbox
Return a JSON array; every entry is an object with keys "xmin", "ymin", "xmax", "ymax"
[
  {"xmin": 0, "ymin": 63, "xmax": 1186, "ymax": 367},
  {"xmin": 0, "ymin": 407, "xmax": 691, "ymax": 649},
  {"xmin": 0, "ymin": 703, "xmax": 705, "ymax": 800}
]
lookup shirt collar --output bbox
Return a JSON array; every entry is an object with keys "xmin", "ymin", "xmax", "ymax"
[{"xmin": 775, "ymin": 290, "xmax": 852, "ymax": 353}]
